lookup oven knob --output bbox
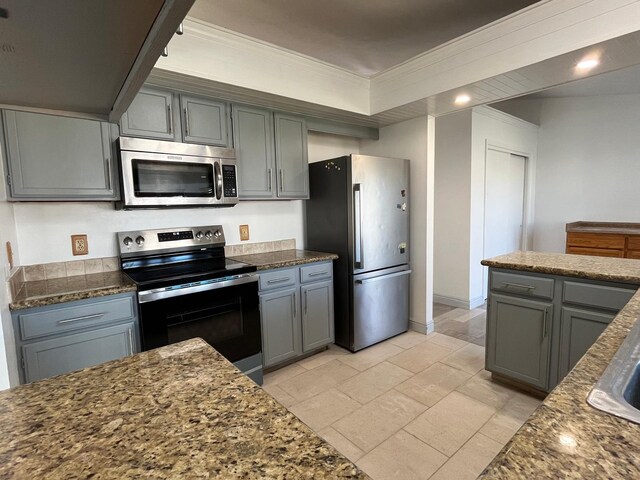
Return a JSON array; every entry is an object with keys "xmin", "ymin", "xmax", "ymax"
[
  {"xmin": 214, "ymin": 229, "xmax": 222, "ymax": 238},
  {"xmin": 195, "ymin": 231, "xmax": 204, "ymax": 240},
  {"xmin": 123, "ymin": 236, "xmax": 133, "ymax": 247},
  {"xmin": 135, "ymin": 235, "xmax": 145, "ymax": 246},
  {"xmin": 204, "ymin": 230, "xmax": 213, "ymax": 239}
]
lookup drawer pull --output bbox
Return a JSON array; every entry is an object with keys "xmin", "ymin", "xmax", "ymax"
[
  {"xmin": 308, "ymin": 271, "xmax": 328, "ymax": 277},
  {"xmin": 267, "ymin": 277, "xmax": 290, "ymax": 285},
  {"xmin": 57, "ymin": 313, "xmax": 105, "ymax": 325},
  {"xmin": 502, "ymin": 282, "xmax": 535, "ymax": 291}
]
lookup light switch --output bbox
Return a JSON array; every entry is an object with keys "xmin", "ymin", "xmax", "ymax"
[
  {"xmin": 71, "ymin": 234, "xmax": 89, "ymax": 256},
  {"xmin": 239, "ymin": 225, "xmax": 250, "ymax": 241}
]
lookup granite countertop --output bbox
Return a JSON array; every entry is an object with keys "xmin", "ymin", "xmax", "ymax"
[
  {"xmin": 566, "ymin": 221, "xmax": 640, "ymax": 235},
  {"xmin": 10, "ymin": 271, "xmax": 137, "ymax": 311},
  {"xmin": 0, "ymin": 338, "xmax": 368, "ymax": 479},
  {"xmin": 480, "ymin": 251, "xmax": 640, "ymax": 478},
  {"xmin": 230, "ymin": 249, "xmax": 338, "ymax": 271}
]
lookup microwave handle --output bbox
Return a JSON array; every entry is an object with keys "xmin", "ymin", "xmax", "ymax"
[{"xmin": 214, "ymin": 161, "xmax": 223, "ymax": 200}]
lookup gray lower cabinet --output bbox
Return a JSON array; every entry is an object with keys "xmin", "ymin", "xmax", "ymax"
[
  {"xmin": 12, "ymin": 292, "xmax": 139, "ymax": 384},
  {"xmin": 120, "ymin": 86, "xmax": 230, "ymax": 146},
  {"xmin": 233, "ymin": 105, "xmax": 309, "ymax": 200},
  {"xmin": 486, "ymin": 267, "xmax": 638, "ymax": 392},
  {"xmin": 260, "ymin": 287, "xmax": 301, "ymax": 367},
  {"xmin": 259, "ymin": 261, "xmax": 334, "ymax": 368},
  {"xmin": 486, "ymin": 294, "xmax": 552, "ymax": 390},
  {"xmin": 558, "ymin": 307, "xmax": 614, "ymax": 379},
  {"xmin": 2, "ymin": 110, "xmax": 117, "ymax": 200}
]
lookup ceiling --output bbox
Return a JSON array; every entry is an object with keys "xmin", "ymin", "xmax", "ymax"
[{"xmin": 187, "ymin": 0, "xmax": 540, "ymax": 77}]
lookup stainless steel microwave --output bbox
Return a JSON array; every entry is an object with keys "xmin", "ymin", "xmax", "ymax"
[{"xmin": 116, "ymin": 137, "xmax": 238, "ymax": 209}]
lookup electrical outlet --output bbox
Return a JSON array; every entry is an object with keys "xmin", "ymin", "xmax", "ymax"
[
  {"xmin": 239, "ymin": 225, "xmax": 250, "ymax": 241},
  {"xmin": 71, "ymin": 234, "xmax": 89, "ymax": 256}
]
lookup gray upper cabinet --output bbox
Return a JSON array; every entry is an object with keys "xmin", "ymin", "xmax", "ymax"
[
  {"xmin": 301, "ymin": 280, "xmax": 334, "ymax": 352},
  {"xmin": 274, "ymin": 113, "xmax": 309, "ymax": 199},
  {"xmin": 120, "ymin": 86, "xmax": 178, "ymax": 141},
  {"xmin": 180, "ymin": 95, "xmax": 229, "ymax": 146},
  {"xmin": 2, "ymin": 110, "xmax": 117, "ymax": 200},
  {"xmin": 232, "ymin": 104, "xmax": 275, "ymax": 199},
  {"xmin": 486, "ymin": 293, "xmax": 552, "ymax": 390},
  {"xmin": 558, "ymin": 307, "xmax": 614, "ymax": 379},
  {"xmin": 260, "ymin": 287, "xmax": 301, "ymax": 367}
]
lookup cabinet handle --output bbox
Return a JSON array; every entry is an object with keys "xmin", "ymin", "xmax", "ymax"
[
  {"xmin": 267, "ymin": 277, "xmax": 290, "ymax": 285},
  {"xmin": 58, "ymin": 313, "xmax": 105, "ymax": 325},
  {"xmin": 128, "ymin": 328, "xmax": 134, "ymax": 355},
  {"xmin": 308, "ymin": 271, "xmax": 328, "ymax": 277},
  {"xmin": 502, "ymin": 282, "xmax": 535, "ymax": 291},
  {"xmin": 183, "ymin": 107, "xmax": 189, "ymax": 136},
  {"xmin": 268, "ymin": 168, "xmax": 272, "ymax": 191},
  {"xmin": 167, "ymin": 105, "xmax": 172, "ymax": 134},
  {"xmin": 304, "ymin": 290, "xmax": 308, "ymax": 315},
  {"xmin": 542, "ymin": 308, "xmax": 548, "ymax": 339},
  {"xmin": 293, "ymin": 292, "xmax": 296, "ymax": 318},
  {"xmin": 105, "ymin": 158, "xmax": 111, "ymax": 190},
  {"xmin": 280, "ymin": 169, "xmax": 284, "ymax": 188}
]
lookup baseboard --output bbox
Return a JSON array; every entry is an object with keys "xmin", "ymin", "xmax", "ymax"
[
  {"xmin": 409, "ymin": 319, "xmax": 428, "ymax": 334},
  {"xmin": 434, "ymin": 294, "xmax": 486, "ymax": 310}
]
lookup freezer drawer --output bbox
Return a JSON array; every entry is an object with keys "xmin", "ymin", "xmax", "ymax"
[{"xmin": 352, "ymin": 266, "xmax": 410, "ymax": 351}]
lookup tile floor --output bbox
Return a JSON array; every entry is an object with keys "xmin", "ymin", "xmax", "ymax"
[
  {"xmin": 433, "ymin": 303, "xmax": 487, "ymax": 346},
  {"xmin": 262, "ymin": 304, "xmax": 542, "ymax": 480}
]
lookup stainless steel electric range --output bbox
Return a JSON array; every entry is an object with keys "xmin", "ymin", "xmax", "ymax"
[{"xmin": 117, "ymin": 225, "xmax": 263, "ymax": 384}]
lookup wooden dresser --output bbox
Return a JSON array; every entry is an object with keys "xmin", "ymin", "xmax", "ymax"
[{"xmin": 566, "ymin": 222, "xmax": 640, "ymax": 259}]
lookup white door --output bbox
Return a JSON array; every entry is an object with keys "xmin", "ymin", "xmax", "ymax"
[{"xmin": 483, "ymin": 150, "xmax": 526, "ymax": 298}]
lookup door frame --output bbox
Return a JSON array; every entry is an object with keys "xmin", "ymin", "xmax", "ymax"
[{"xmin": 482, "ymin": 141, "xmax": 533, "ymax": 299}]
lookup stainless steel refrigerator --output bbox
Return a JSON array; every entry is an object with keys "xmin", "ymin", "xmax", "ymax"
[{"xmin": 306, "ymin": 154, "xmax": 410, "ymax": 352}]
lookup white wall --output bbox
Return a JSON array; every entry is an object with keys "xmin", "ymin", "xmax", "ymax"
[
  {"xmin": 360, "ymin": 116, "xmax": 435, "ymax": 333},
  {"xmin": 533, "ymin": 95, "xmax": 640, "ymax": 252},
  {"xmin": 308, "ymin": 132, "xmax": 360, "ymax": 163},
  {"xmin": 434, "ymin": 107, "xmax": 538, "ymax": 308}
]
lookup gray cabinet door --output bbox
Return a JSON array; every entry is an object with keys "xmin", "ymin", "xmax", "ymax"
[
  {"xmin": 260, "ymin": 287, "xmax": 301, "ymax": 367},
  {"xmin": 2, "ymin": 110, "xmax": 116, "ymax": 199},
  {"xmin": 22, "ymin": 322, "xmax": 136, "ymax": 383},
  {"xmin": 274, "ymin": 113, "xmax": 309, "ymax": 199},
  {"xmin": 558, "ymin": 307, "xmax": 614, "ymax": 379},
  {"xmin": 486, "ymin": 294, "xmax": 552, "ymax": 390},
  {"xmin": 232, "ymin": 104, "xmax": 276, "ymax": 199},
  {"xmin": 181, "ymin": 95, "xmax": 229, "ymax": 146},
  {"xmin": 120, "ymin": 86, "xmax": 178, "ymax": 141},
  {"xmin": 301, "ymin": 280, "xmax": 334, "ymax": 352}
]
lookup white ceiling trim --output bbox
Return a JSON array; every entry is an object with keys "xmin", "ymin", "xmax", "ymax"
[
  {"xmin": 155, "ymin": 18, "xmax": 370, "ymax": 115},
  {"xmin": 370, "ymin": 0, "xmax": 640, "ymax": 113}
]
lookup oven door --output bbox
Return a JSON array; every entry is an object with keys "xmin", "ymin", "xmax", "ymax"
[
  {"xmin": 138, "ymin": 277, "xmax": 261, "ymax": 363},
  {"xmin": 120, "ymin": 150, "xmax": 223, "ymax": 208}
]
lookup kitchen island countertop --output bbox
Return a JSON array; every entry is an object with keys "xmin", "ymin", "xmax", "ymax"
[
  {"xmin": 0, "ymin": 338, "xmax": 368, "ymax": 479},
  {"xmin": 479, "ymin": 251, "xmax": 640, "ymax": 479},
  {"xmin": 230, "ymin": 248, "xmax": 338, "ymax": 270}
]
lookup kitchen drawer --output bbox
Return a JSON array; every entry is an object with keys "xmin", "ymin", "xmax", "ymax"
[
  {"xmin": 259, "ymin": 268, "xmax": 297, "ymax": 292},
  {"xmin": 566, "ymin": 246, "xmax": 624, "ymax": 258},
  {"xmin": 491, "ymin": 271, "xmax": 554, "ymax": 300},
  {"xmin": 563, "ymin": 281, "xmax": 636, "ymax": 312},
  {"xmin": 18, "ymin": 296, "xmax": 135, "ymax": 341},
  {"xmin": 627, "ymin": 236, "xmax": 640, "ymax": 251},
  {"xmin": 300, "ymin": 262, "xmax": 333, "ymax": 284},
  {"xmin": 566, "ymin": 232, "xmax": 625, "ymax": 249}
]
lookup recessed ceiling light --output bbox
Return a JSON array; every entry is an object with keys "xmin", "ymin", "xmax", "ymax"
[
  {"xmin": 454, "ymin": 94, "xmax": 471, "ymax": 105},
  {"xmin": 576, "ymin": 58, "xmax": 599, "ymax": 71}
]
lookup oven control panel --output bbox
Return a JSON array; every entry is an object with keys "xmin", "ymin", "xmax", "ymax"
[{"xmin": 117, "ymin": 225, "xmax": 226, "ymax": 256}]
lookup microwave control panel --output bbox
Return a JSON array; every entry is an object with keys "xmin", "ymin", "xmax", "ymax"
[{"xmin": 222, "ymin": 165, "xmax": 237, "ymax": 198}]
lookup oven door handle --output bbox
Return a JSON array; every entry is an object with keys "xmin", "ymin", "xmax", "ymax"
[{"xmin": 137, "ymin": 274, "xmax": 258, "ymax": 303}]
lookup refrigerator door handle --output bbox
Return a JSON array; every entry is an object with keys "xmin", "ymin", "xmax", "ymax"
[
  {"xmin": 354, "ymin": 183, "xmax": 364, "ymax": 269},
  {"xmin": 355, "ymin": 269, "xmax": 412, "ymax": 284}
]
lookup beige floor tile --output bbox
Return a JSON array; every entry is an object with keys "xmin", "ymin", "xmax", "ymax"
[
  {"xmin": 297, "ymin": 344, "xmax": 350, "ymax": 370},
  {"xmin": 261, "ymin": 384, "xmax": 298, "ymax": 408},
  {"xmin": 262, "ymin": 363, "xmax": 306, "ymax": 387},
  {"xmin": 278, "ymin": 359, "xmax": 359, "ymax": 401},
  {"xmin": 500, "ymin": 390, "xmax": 542, "ymax": 422},
  {"xmin": 433, "ymin": 308, "xmax": 468, "ymax": 322},
  {"xmin": 389, "ymin": 331, "xmax": 430, "ymax": 349},
  {"xmin": 441, "ymin": 343, "xmax": 486, "ymax": 375},
  {"xmin": 338, "ymin": 362, "xmax": 413, "ymax": 404},
  {"xmin": 318, "ymin": 426, "xmax": 365, "ymax": 463},
  {"xmin": 289, "ymin": 389, "xmax": 361, "ymax": 431},
  {"xmin": 425, "ymin": 332, "xmax": 469, "ymax": 351},
  {"xmin": 333, "ymin": 390, "xmax": 427, "ymax": 452},
  {"xmin": 404, "ymin": 391, "xmax": 496, "ymax": 456},
  {"xmin": 449, "ymin": 308, "xmax": 486, "ymax": 323},
  {"xmin": 478, "ymin": 411, "xmax": 524, "ymax": 444},
  {"xmin": 357, "ymin": 430, "xmax": 448, "ymax": 480},
  {"xmin": 455, "ymin": 369, "xmax": 516, "ymax": 409},
  {"xmin": 430, "ymin": 432, "xmax": 503, "ymax": 480},
  {"xmin": 387, "ymin": 341, "xmax": 453, "ymax": 373},
  {"xmin": 339, "ymin": 342, "xmax": 405, "ymax": 371},
  {"xmin": 395, "ymin": 362, "xmax": 472, "ymax": 407}
]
